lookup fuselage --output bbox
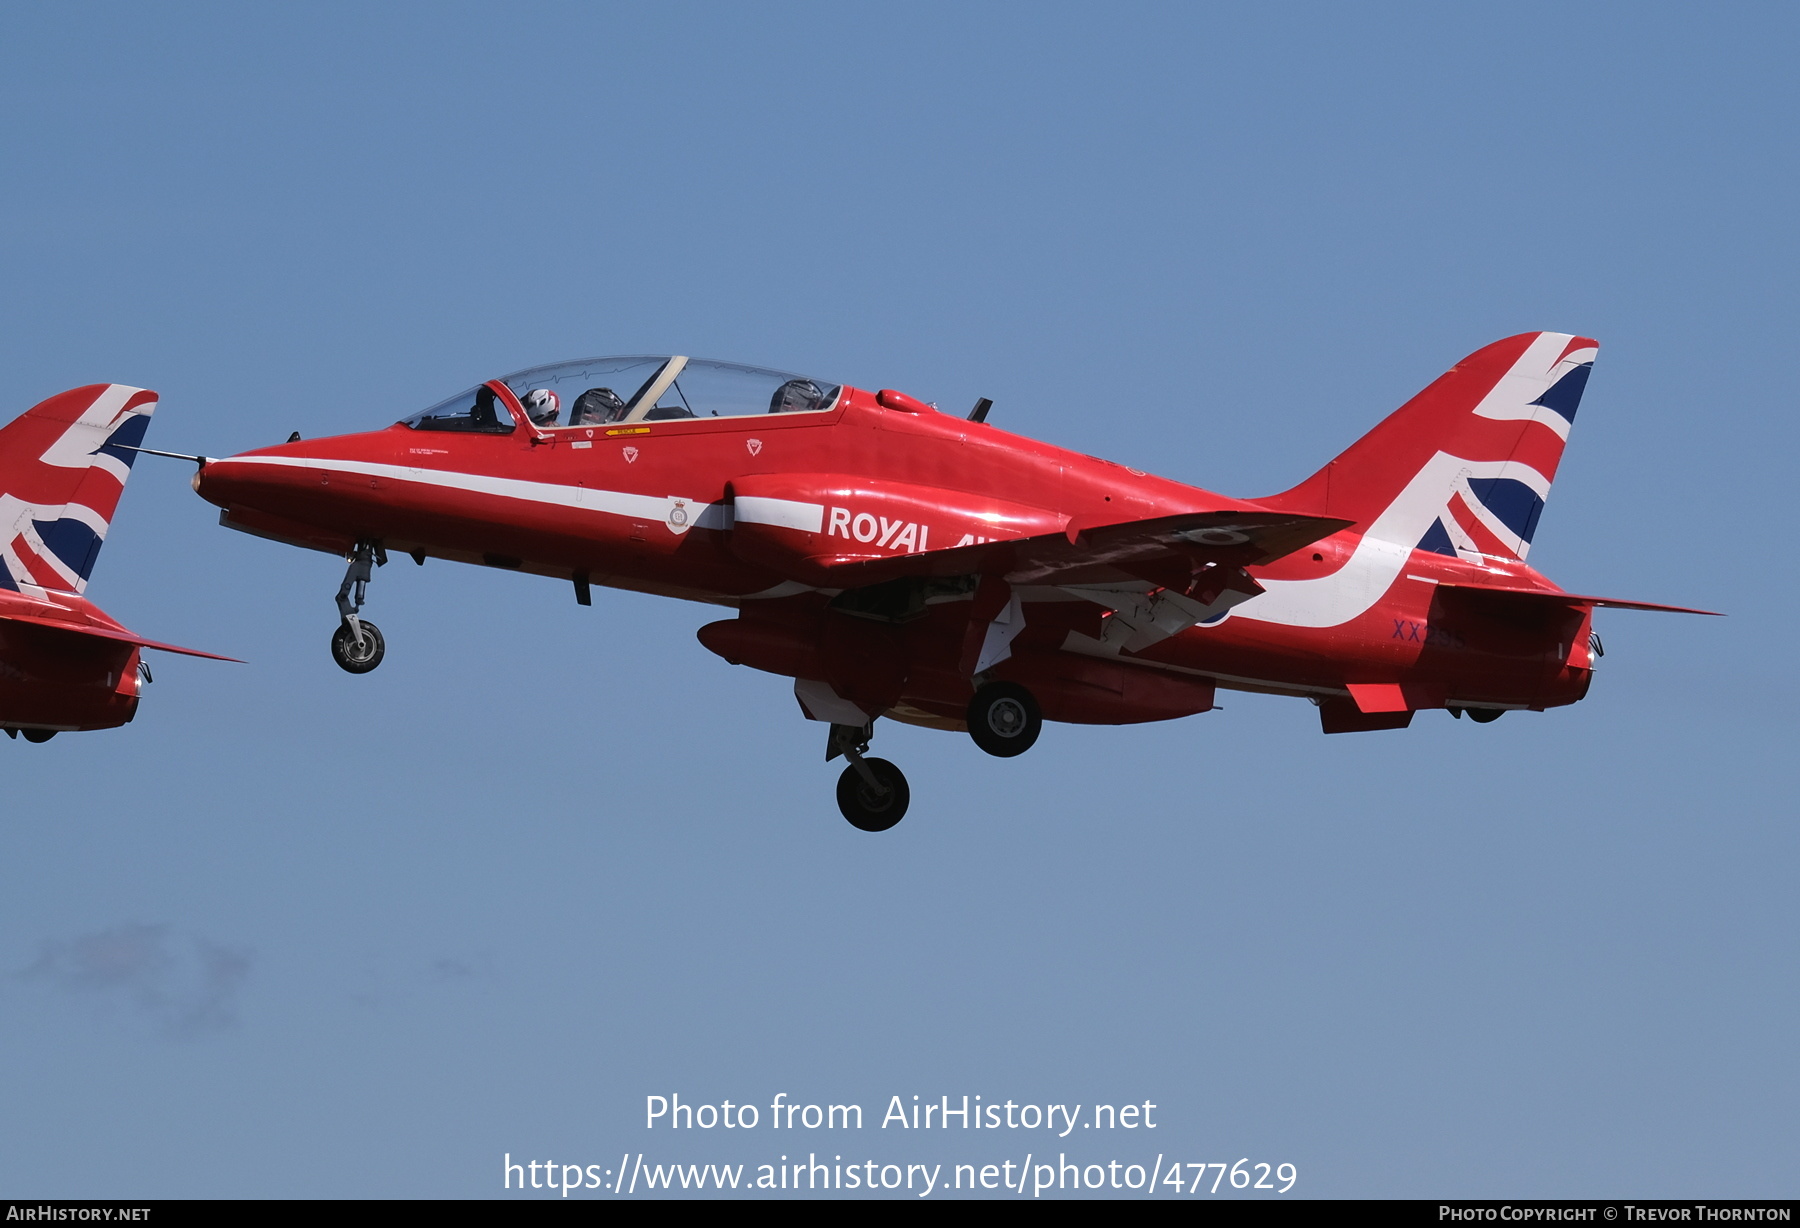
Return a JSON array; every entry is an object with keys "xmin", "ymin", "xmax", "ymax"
[
  {"xmin": 0, "ymin": 588, "xmax": 144, "ymax": 732},
  {"xmin": 194, "ymin": 379, "xmax": 1594, "ymax": 723}
]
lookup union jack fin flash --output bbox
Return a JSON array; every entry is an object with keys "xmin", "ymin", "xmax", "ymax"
[
  {"xmin": 0, "ymin": 384, "xmax": 156, "ymax": 596},
  {"xmin": 1263, "ymin": 332, "xmax": 1595, "ymax": 565}
]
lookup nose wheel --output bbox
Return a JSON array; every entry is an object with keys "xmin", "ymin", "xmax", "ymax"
[
  {"xmin": 330, "ymin": 620, "xmax": 386, "ymax": 674},
  {"xmin": 836, "ymin": 757, "xmax": 909, "ymax": 831},
  {"xmin": 827, "ymin": 722, "xmax": 910, "ymax": 831}
]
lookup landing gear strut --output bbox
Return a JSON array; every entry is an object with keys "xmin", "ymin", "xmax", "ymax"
[
  {"xmin": 331, "ymin": 539, "xmax": 387, "ymax": 674},
  {"xmin": 828, "ymin": 722, "xmax": 910, "ymax": 831},
  {"xmin": 967, "ymin": 681, "xmax": 1042, "ymax": 757}
]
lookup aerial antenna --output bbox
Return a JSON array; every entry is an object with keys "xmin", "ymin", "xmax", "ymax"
[
  {"xmin": 114, "ymin": 443, "xmax": 213, "ymax": 469},
  {"xmin": 967, "ymin": 397, "xmax": 993, "ymax": 423}
]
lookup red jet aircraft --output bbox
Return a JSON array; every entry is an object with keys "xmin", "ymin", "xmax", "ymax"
[
  {"xmin": 0, "ymin": 385, "xmax": 235, "ymax": 742},
  {"xmin": 191, "ymin": 334, "xmax": 1712, "ymax": 828}
]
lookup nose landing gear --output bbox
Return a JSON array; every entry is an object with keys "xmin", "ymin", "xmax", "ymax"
[
  {"xmin": 836, "ymin": 757, "xmax": 910, "ymax": 832},
  {"xmin": 331, "ymin": 540, "xmax": 387, "ymax": 674},
  {"xmin": 828, "ymin": 722, "xmax": 910, "ymax": 831}
]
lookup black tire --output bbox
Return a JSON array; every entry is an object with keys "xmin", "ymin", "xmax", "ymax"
[
  {"xmin": 967, "ymin": 682, "xmax": 1042, "ymax": 757},
  {"xmin": 836, "ymin": 757, "xmax": 910, "ymax": 832},
  {"xmin": 330, "ymin": 621, "xmax": 386, "ymax": 674},
  {"xmin": 1467, "ymin": 707, "xmax": 1503, "ymax": 724},
  {"xmin": 20, "ymin": 728, "xmax": 56, "ymax": 744}
]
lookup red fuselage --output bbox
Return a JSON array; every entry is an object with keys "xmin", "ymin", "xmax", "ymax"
[
  {"xmin": 0, "ymin": 589, "xmax": 144, "ymax": 732},
  {"xmin": 194, "ymin": 378, "xmax": 1593, "ymax": 731}
]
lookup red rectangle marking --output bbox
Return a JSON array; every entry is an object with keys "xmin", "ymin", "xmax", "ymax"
[{"xmin": 1347, "ymin": 683, "xmax": 1410, "ymax": 713}]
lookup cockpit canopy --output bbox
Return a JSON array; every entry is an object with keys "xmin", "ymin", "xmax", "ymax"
[{"xmin": 401, "ymin": 356, "xmax": 843, "ymax": 433}]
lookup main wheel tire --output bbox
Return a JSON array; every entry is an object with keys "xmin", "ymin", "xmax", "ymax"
[
  {"xmin": 330, "ymin": 621, "xmax": 386, "ymax": 674},
  {"xmin": 20, "ymin": 728, "xmax": 56, "ymax": 743},
  {"xmin": 836, "ymin": 757, "xmax": 910, "ymax": 832},
  {"xmin": 1467, "ymin": 707, "xmax": 1503, "ymax": 724},
  {"xmin": 967, "ymin": 682, "xmax": 1042, "ymax": 757}
]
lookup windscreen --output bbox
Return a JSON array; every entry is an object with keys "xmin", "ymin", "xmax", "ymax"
[{"xmin": 401, "ymin": 384, "xmax": 516, "ymax": 434}]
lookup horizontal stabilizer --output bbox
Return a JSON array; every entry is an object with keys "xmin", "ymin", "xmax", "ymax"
[
  {"xmin": 0, "ymin": 610, "xmax": 243, "ymax": 661},
  {"xmin": 1433, "ymin": 581, "xmax": 1722, "ymax": 616}
]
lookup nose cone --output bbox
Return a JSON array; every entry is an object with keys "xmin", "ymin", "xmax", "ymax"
[
  {"xmin": 192, "ymin": 448, "xmax": 290, "ymax": 512},
  {"xmin": 193, "ymin": 453, "xmax": 252, "ymax": 508},
  {"xmin": 193, "ymin": 430, "xmax": 375, "ymax": 510},
  {"xmin": 193, "ymin": 430, "xmax": 399, "ymax": 554}
]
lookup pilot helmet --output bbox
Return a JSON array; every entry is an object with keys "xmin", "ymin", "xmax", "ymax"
[
  {"xmin": 771, "ymin": 378, "xmax": 823, "ymax": 414},
  {"xmin": 523, "ymin": 388, "xmax": 561, "ymax": 424}
]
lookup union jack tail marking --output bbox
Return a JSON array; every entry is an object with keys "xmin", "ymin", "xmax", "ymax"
[
  {"xmin": 0, "ymin": 384, "xmax": 157, "ymax": 595},
  {"xmin": 1261, "ymin": 332, "xmax": 1597, "ymax": 565}
]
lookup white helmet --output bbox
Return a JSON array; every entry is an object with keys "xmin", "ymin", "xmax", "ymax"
[{"xmin": 523, "ymin": 388, "xmax": 560, "ymax": 421}]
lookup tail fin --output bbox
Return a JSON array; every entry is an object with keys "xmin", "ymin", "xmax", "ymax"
[
  {"xmin": 0, "ymin": 384, "xmax": 157, "ymax": 595},
  {"xmin": 1260, "ymin": 333, "xmax": 1596, "ymax": 565}
]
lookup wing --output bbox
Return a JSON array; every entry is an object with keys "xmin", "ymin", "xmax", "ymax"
[{"xmin": 799, "ymin": 510, "xmax": 1353, "ymax": 590}]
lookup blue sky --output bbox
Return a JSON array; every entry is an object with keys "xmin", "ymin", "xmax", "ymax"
[{"xmin": 0, "ymin": 2, "xmax": 1793, "ymax": 1199}]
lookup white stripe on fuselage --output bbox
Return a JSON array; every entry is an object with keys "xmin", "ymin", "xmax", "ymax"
[
  {"xmin": 227, "ymin": 452, "xmax": 1538, "ymax": 632},
  {"xmin": 219, "ymin": 454, "xmax": 737, "ymax": 534},
  {"xmin": 734, "ymin": 495, "xmax": 823, "ymax": 533}
]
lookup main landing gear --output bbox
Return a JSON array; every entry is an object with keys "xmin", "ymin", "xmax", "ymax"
[
  {"xmin": 822, "ymin": 682, "xmax": 1046, "ymax": 831},
  {"xmin": 1447, "ymin": 706, "xmax": 1505, "ymax": 724},
  {"xmin": 967, "ymin": 681, "xmax": 1042, "ymax": 757},
  {"xmin": 331, "ymin": 539, "xmax": 387, "ymax": 674},
  {"xmin": 828, "ymin": 723, "xmax": 910, "ymax": 832}
]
